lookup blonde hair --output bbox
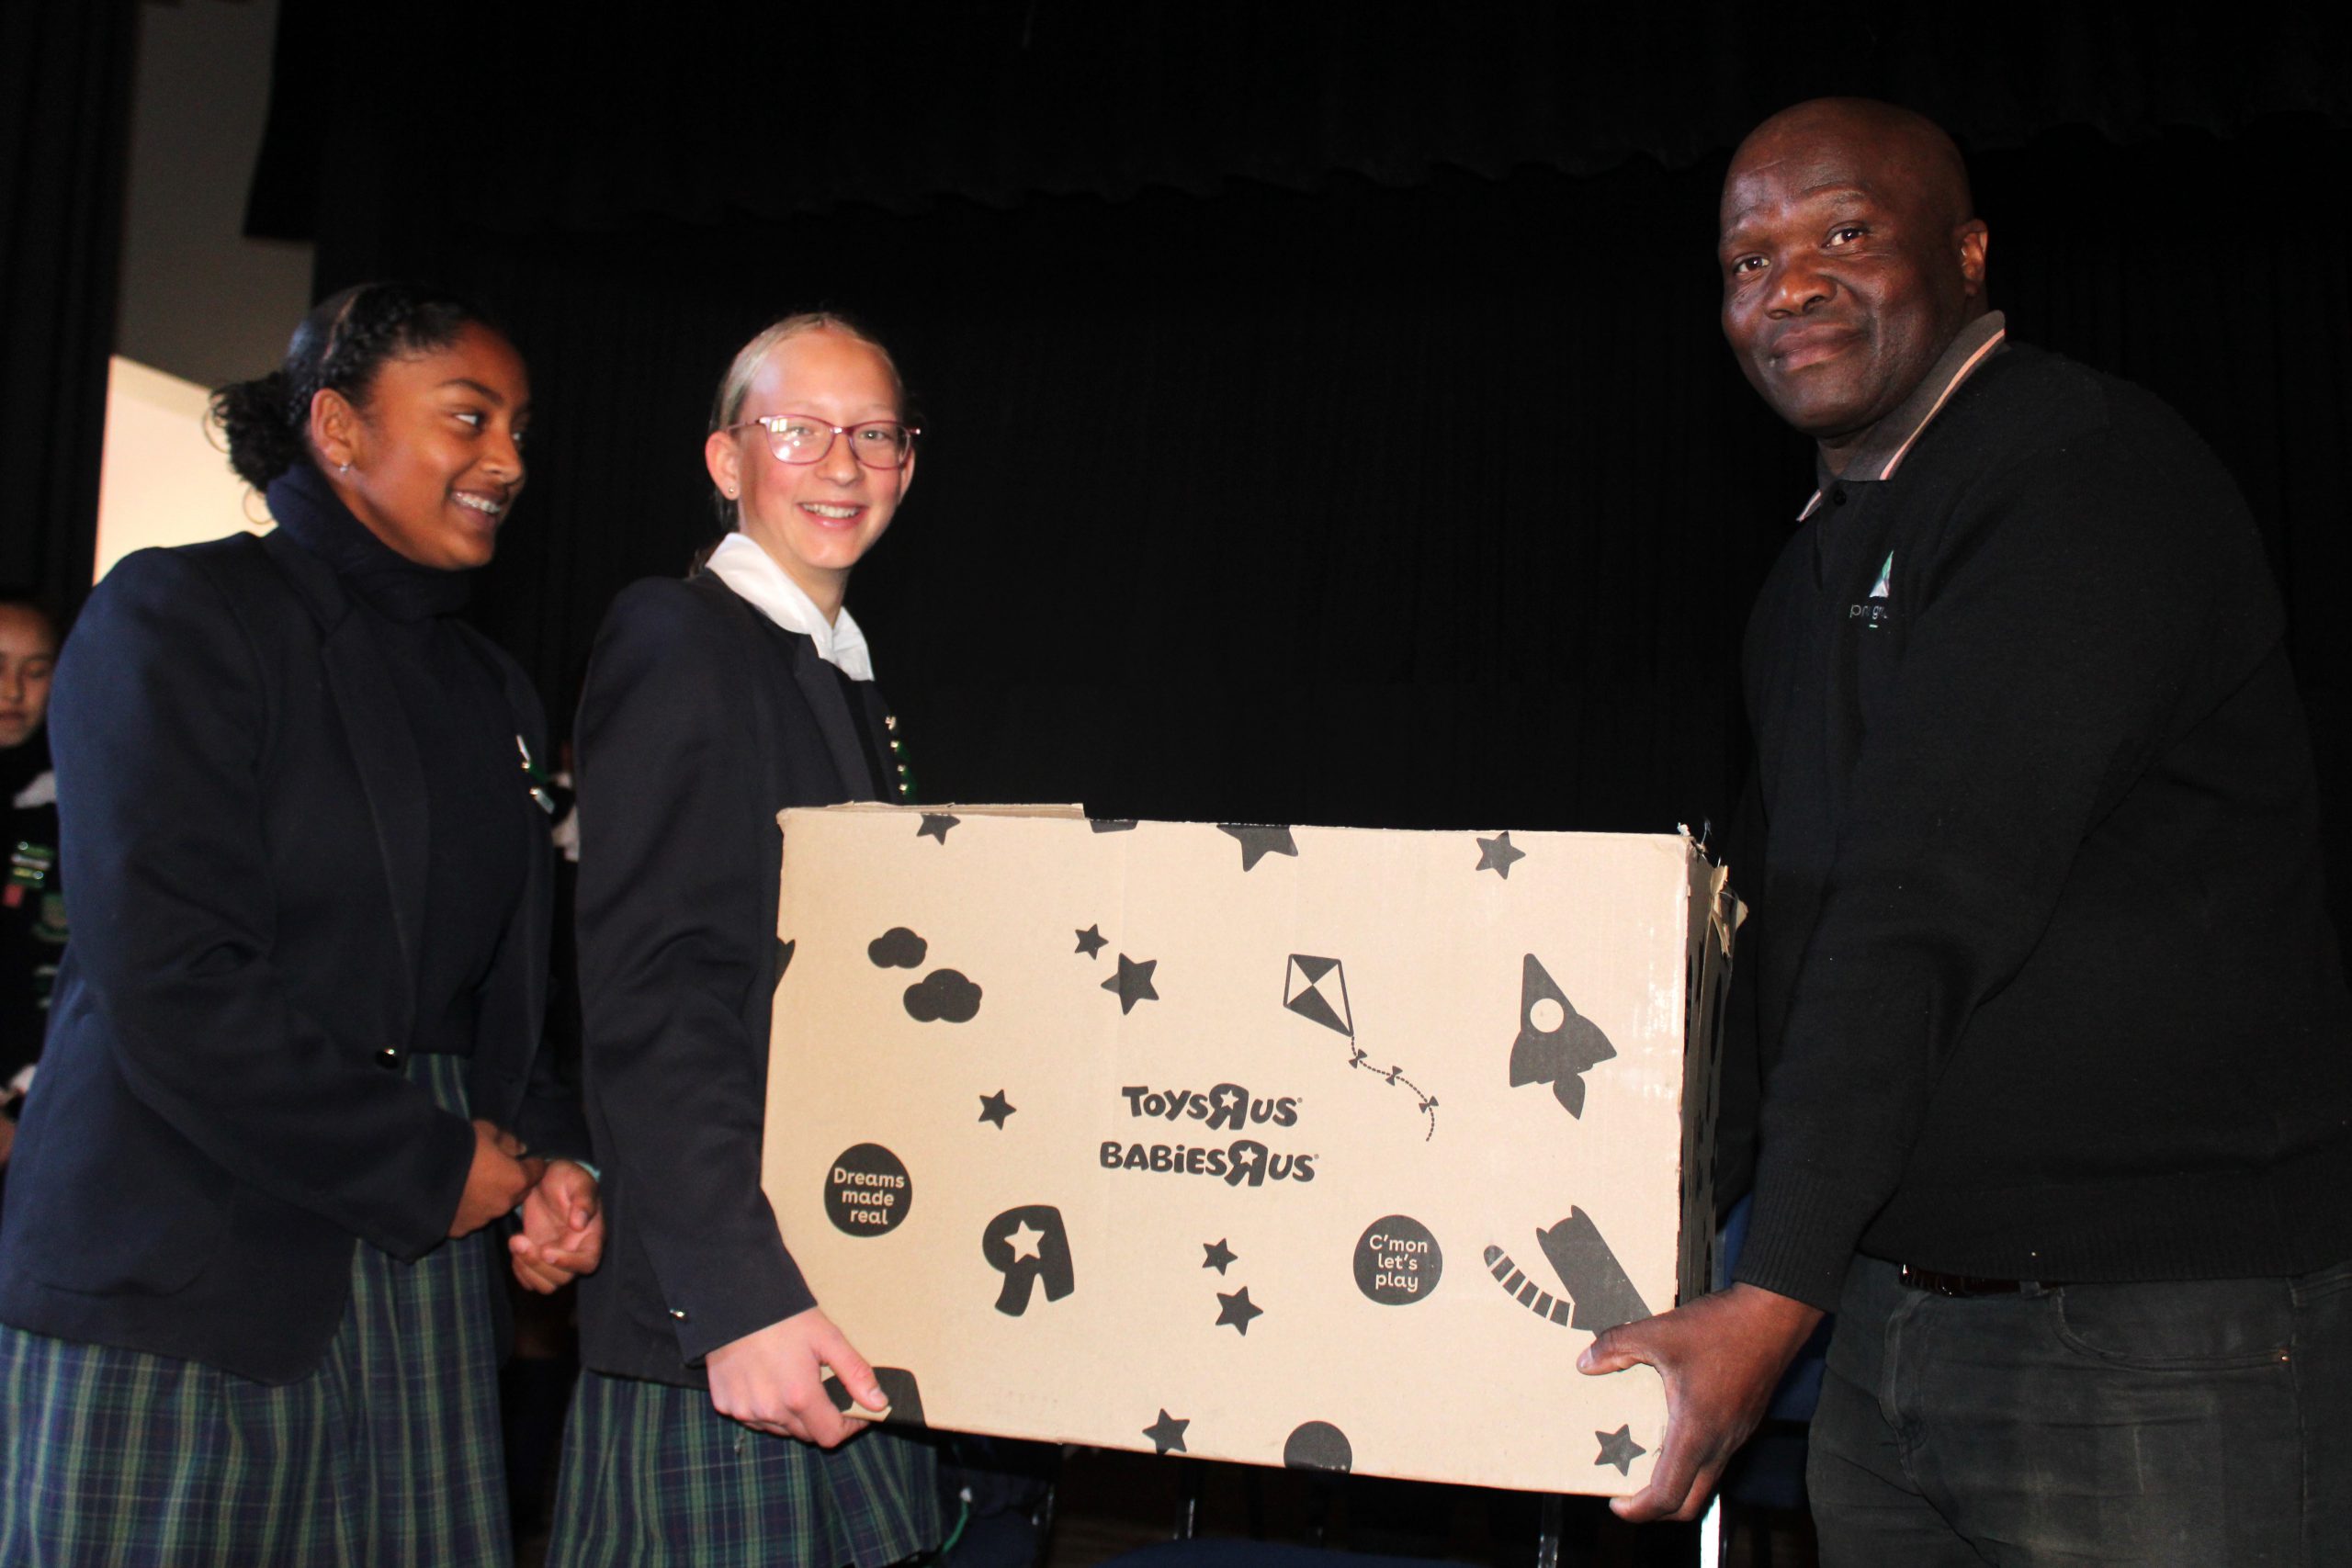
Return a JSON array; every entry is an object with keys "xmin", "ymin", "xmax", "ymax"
[{"xmin": 708, "ymin": 310, "xmax": 905, "ymax": 434}]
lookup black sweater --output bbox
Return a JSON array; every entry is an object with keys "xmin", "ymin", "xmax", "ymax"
[
  {"xmin": 266, "ymin": 463, "xmax": 526, "ymax": 1059},
  {"xmin": 1733, "ymin": 341, "xmax": 2352, "ymax": 1312}
]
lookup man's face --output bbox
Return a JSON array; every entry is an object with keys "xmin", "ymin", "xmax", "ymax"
[{"xmin": 1717, "ymin": 120, "xmax": 1986, "ymax": 446}]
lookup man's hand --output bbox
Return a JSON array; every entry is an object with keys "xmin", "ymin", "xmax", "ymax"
[
  {"xmin": 1578, "ymin": 1282, "xmax": 1824, "ymax": 1522},
  {"xmin": 705, "ymin": 1306, "xmax": 888, "ymax": 1448},
  {"xmin": 509, "ymin": 1158, "xmax": 603, "ymax": 1292},
  {"xmin": 448, "ymin": 1120, "xmax": 545, "ymax": 1238}
]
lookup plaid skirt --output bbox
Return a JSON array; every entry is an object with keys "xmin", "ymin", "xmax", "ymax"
[
  {"xmin": 546, "ymin": 1369, "xmax": 941, "ymax": 1568},
  {"xmin": 0, "ymin": 1053, "xmax": 508, "ymax": 1566}
]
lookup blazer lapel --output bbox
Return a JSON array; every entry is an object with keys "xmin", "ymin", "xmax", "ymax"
[
  {"xmin": 266, "ymin": 532, "xmax": 426, "ymax": 1044},
  {"xmin": 489, "ymin": 648, "xmax": 550, "ymax": 1061},
  {"xmin": 696, "ymin": 569, "xmax": 872, "ymax": 800},
  {"xmin": 789, "ymin": 638, "xmax": 877, "ymax": 800},
  {"xmin": 319, "ymin": 624, "xmax": 427, "ymax": 1045}
]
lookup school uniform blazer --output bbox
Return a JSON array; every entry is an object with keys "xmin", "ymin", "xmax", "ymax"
[
  {"xmin": 572, "ymin": 570, "xmax": 897, "ymax": 1388},
  {"xmin": 0, "ymin": 529, "xmax": 582, "ymax": 1385}
]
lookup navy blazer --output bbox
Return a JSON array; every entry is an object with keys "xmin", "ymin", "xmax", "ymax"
[
  {"xmin": 0, "ymin": 529, "xmax": 579, "ymax": 1384},
  {"xmin": 573, "ymin": 570, "xmax": 897, "ymax": 1387}
]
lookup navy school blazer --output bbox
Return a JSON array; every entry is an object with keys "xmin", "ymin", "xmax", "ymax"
[
  {"xmin": 572, "ymin": 570, "xmax": 898, "ymax": 1388},
  {"xmin": 0, "ymin": 528, "xmax": 583, "ymax": 1383}
]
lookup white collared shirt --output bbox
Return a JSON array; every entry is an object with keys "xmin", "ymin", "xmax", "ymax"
[{"xmin": 703, "ymin": 533, "xmax": 875, "ymax": 681}]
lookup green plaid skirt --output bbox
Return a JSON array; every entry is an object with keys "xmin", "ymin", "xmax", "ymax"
[
  {"xmin": 547, "ymin": 1369, "xmax": 941, "ymax": 1568},
  {"xmin": 0, "ymin": 1053, "xmax": 508, "ymax": 1566}
]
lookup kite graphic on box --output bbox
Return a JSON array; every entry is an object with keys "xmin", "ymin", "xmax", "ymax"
[{"xmin": 1283, "ymin": 954, "xmax": 1439, "ymax": 1140}]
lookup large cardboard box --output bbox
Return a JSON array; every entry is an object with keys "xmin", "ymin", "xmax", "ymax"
[{"xmin": 763, "ymin": 807, "xmax": 1734, "ymax": 1496}]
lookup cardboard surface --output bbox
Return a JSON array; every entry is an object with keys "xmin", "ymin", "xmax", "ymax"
[{"xmin": 763, "ymin": 807, "xmax": 1730, "ymax": 1496}]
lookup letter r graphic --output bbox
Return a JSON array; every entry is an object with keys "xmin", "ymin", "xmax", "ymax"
[{"xmin": 981, "ymin": 1204, "xmax": 1075, "ymax": 1315}]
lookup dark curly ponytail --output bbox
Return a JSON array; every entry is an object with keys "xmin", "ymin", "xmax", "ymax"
[{"xmin": 209, "ymin": 281, "xmax": 503, "ymax": 489}]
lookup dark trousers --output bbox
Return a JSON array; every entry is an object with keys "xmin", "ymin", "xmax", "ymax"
[{"xmin": 1809, "ymin": 1253, "xmax": 2352, "ymax": 1566}]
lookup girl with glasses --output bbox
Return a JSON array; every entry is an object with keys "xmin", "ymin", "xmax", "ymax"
[{"xmin": 549, "ymin": 314, "xmax": 938, "ymax": 1566}]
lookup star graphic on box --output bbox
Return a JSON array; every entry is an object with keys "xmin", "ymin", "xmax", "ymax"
[
  {"xmin": 1216, "ymin": 1286, "xmax": 1264, "ymax": 1336},
  {"xmin": 1202, "ymin": 1238, "xmax": 1237, "ymax": 1274},
  {"xmin": 978, "ymin": 1089, "xmax": 1015, "ymax": 1129},
  {"xmin": 1142, "ymin": 1408, "xmax": 1190, "ymax": 1456},
  {"xmin": 1594, "ymin": 1425, "xmax": 1647, "ymax": 1475},
  {"xmin": 1006, "ymin": 1221, "xmax": 1046, "ymax": 1263},
  {"xmin": 917, "ymin": 813, "xmax": 959, "ymax": 844},
  {"xmin": 1074, "ymin": 924, "xmax": 1106, "ymax": 958},
  {"xmin": 1103, "ymin": 953, "xmax": 1159, "ymax": 1013},
  {"xmin": 1476, "ymin": 831, "xmax": 1526, "ymax": 878},
  {"xmin": 1217, "ymin": 823, "xmax": 1297, "ymax": 872}
]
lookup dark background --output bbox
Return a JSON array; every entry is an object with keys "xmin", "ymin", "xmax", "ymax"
[
  {"xmin": 6, "ymin": 6, "xmax": 2350, "ymax": 1555},
  {"xmin": 12, "ymin": 2, "xmax": 2352, "ymax": 846}
]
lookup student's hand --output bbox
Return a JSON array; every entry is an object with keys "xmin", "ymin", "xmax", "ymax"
[
  {"xmin": 448, "ymin": 1120, "xmax": 544, "ymax": 1238},
  {"xmin": 1577, "ymin": 1282, "xmax": 1823, "ymax": 1522},
  {"xmin": 510, "ymin": 1158, "xmax": 603, "ymax": 1292},
  {"xmin": 705, "ymin": 1306, "xmax": 887, "ymax": 1447}
]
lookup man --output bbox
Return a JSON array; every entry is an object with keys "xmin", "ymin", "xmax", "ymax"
[{"xmin": 1581, "ymin": 98, "xmax": 2352, "ymax": 1563}]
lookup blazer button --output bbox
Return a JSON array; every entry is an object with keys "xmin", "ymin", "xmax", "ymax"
[{"xmin": 377, "ymin": 1048, "xmax": 401, "ymax": 1071}]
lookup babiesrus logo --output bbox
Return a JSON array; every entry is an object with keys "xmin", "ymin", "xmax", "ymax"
[{"xmin": 1102, "ymin": 1081, "xmax": 1317, "ymax": 1185}]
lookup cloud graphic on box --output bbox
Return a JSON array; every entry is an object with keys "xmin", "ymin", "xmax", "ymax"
[
  {"xmin": 983, "ymin": 1204, "xmax": 1074, "ymax": 1316},
  {"xmin": 868, "ymin": 927, "xmax": 929, "ymax": 968},
  {"xmin": 905, "ymin": 968, "xmax": 982, "ymax": 1023}
]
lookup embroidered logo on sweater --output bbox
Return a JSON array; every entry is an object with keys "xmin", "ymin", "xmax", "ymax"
[{"xmin": 1850, "ymin": 552, "xmax": 1894, "ymax": 628}]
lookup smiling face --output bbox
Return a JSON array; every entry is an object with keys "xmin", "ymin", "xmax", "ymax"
[
  {"xmin": 704, "ymin": 328, "xmax": 912, "ymax": 619},
  {"xmin": 0, "ymin": 603, "xmax": 57, "ymax": 750},
  {"xmin": 313, "ymin": 323, "xmax": 530, "ymax": 570},
  {"xmin": 1718, "ymin": 101, "xmax": 1988, "ymax": 463}
]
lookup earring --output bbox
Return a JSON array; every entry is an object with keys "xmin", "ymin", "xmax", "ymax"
[
  {"xmin": 724, "ymin": 486, "xmax": 738, "ymax": 498},
  {"xmin": 337, "ymin": 460, "xmax": 352, "ymax": 474}
]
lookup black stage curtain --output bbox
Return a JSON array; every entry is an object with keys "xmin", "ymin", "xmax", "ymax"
[
  {"xmin": 243, "ymin": 14, "xmax": 2352, "ymax": 863},
  {"xmin": 0, "ymin": 0, "xmax": 135, "ymax": 619},
  {"xmin": 247, "ymin": 3, "xmax": 2350, "ymax": 231}
]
